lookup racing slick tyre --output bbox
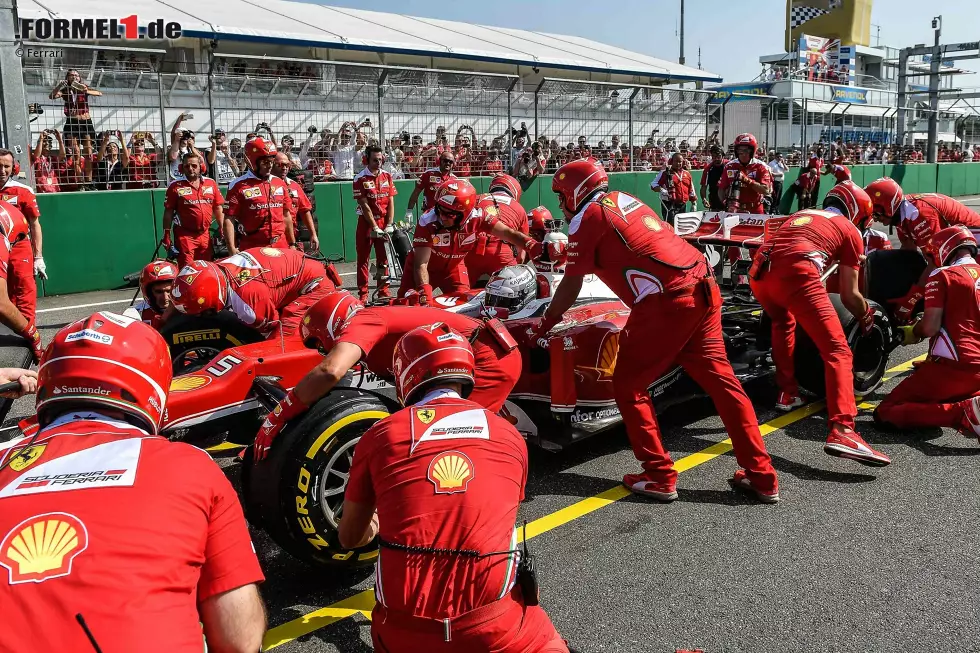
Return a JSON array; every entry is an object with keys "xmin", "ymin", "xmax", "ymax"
[
  {"xmin": 0, "ymin": 324, "xmax": 33, "ymax": 431},
  {"xmin": 863, "ymin": 248, "xmax": 928, "ymax": 314},
  {"xmin": 160, "ymin": 312, "xmax": 264, "ymax": 374},
  {"xmin": 795, "ymin": 294, "xmax": 892, "ymax": 398},
  {"xmin": 243, "ymin": 388, "xmax": 392, "ymax": 569}
]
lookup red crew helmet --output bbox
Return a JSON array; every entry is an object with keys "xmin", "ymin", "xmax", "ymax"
[
  {"xmin": 733, "ymin": 133, "xmax": 758, "ymax": 153},
  {"xmin": 171, "ymin": 261, "xmax": 228, "ymax": 316},
  {"xmin": 527, "ymin": 206, "xmax": 563, "ymax": 241},
  {"xmin": 433, "ymin": 178, "xmax": 478, "ymax": 229},
  {"xmin": 139, "ymin": 259, "xmax": 178, "ymax": 311},
  {"xmin": 392, "ymin": 323, "xmax": 475, "ymax": 406},
  {"xmin": 823, "ymin": 180, "xmax": 874, "ymax": 231},
  {"xmin": 0, "ymin": 200, "xmax": 30, "ymax": 244},
  {"xmin": 243, "ymin": 136, "xmax": 277, "ymax": 172},
  {"xmin": 864, "ymin": 177, "xmax": 904, "ymax": 220},
  {"xmin": 37, "ymin": 312, "xmax": 172, "ymax": 433},
  {"xmin": 929, "ymin": 225, "xmax": 978, "ymax": 267},
  {"xmin": 299, "ymin": 290, "xmax": 363, "ymax": 350},
  {"xmin": 488, "ymin": 173, "xmax": 522, "ymax": 201},
  {"xmin": 552, "ymin": 159, "xmax": 609, "ymax": 214}
]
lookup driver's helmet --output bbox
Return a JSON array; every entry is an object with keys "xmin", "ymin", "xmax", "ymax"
[
  {"xmin": 484, "ymin": 264, "xmax": 538, "ymax": 315},
  {"xmin": 527, "ymin": 206, "xmax": 563, "ymax": 242},
  {"xmin": 171, "ymin": 261, "xmax": 228, "ymax": 316},
  {"xmin": 140, "ymin": 260, "xmax": 179, "ymax": 313},
  {"xmin": 36, "ymin": 312, "xmax": 172, "ymax": 434},
  {"xmin": 393, "ymin": 323, "xmax": 475, "ymax": 406}
]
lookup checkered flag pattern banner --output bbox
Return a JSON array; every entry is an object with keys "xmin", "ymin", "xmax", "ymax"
[{"xmin": 790, "ymin": 5, "xmax": 831, "ymax": 28}]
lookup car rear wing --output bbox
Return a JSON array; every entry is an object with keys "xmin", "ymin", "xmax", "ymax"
[{"xmin": 674, "ymin": 211, "xmax": 790, "ymax": 249}]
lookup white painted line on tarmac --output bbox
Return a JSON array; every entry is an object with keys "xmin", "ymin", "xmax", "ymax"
[{"xmin": 36, "ymin": 299, "xmax": 133, "ymax": 314}]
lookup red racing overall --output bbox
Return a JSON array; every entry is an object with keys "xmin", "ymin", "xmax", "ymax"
[
  {"xmin": 464, "ymin": 192, "xmax": 528, "ymax": 282},
  {"xmin": 345, "ymin": 394, "xmax": 568, "ymax": 653},
  {"xmin": 416, "ymin": 168, "xmax": 458, "ymax": 211},
  {"xmin": 165, "ymin": 177, "xmax": 224, "ymax": 268},
  {"xmin": 895, "ymin": 194, "xmax": 980, "ymax": 255},
  {"xmin": 353, "ymin": 168, "xmax": 397, "ymax": 298},
  {"xmin": 0, "ymin": 182, "xmax": 39, "ymax": 322},
  {"xmin": 749, "ymin": 209, "xmax": 864, "ymax": 428},
  {"xmin": 334, "ymin": 306, "xmax": 521, "ymax": 412},
  {"xmin": 876, "ymin": 257, "xmax": 980, "ymax": 429},
  {"xmin": 716, "ymin": 158, "xmax": 772, "ymax": 214},
  {"xmin": 226, "ymin": 171, "xmax": 292, "ymax": 250},
  {"xmin": 566, "ymin": 191, "xmax": 777, "ymax": 491}
]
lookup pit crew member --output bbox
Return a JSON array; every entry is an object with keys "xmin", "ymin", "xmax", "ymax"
[
  {"xmin": 337, "ymin": 323, "xmax": 569, "ymax": 653},
  {"xmin": 652, "ymin": 152, "xmax": 697, "ymax": 226},
  {"xmin": 716, "ymin": 133, "xmax": 772, "ymax": 214},
  {"xmin": 163, "ymin": 152, "xmax": 224, "ymax": 269},
  {"xmin": 865, "ymin": 177, "xmax": 980, "ymax": 323},
  {"xmin": 535, "ymin": 159, "xmax": 779, "ymax": 503},
  {"xmin": 875, "ymin": 226, "xmax": 980, "ymax": 436},
  {"xmin": 699, "ymin": 145, "xmax": 728, "ymax": 211},
  {"xmin": 750, "ymin": 181, "xmax": 891, "ymax": 466},
  {"xmin": 399, "ymin": 179, "xmax": 541, "ymax": 302},
  {"xmin": 464, "ymin": 174, "xmax": 530, "ymax": 282},
  {"xmin": 0, "ymin": 202, "xmax": 42, "ymax": 361},
  {"xmin": 171, "ymin": 247, "xmax": 335, "ymax": 339},
  {"xmin": 787, "ymin": 166, "xmax": 820, "ymax": 211},
  {"xmin": 253, "ymin": 290, "xmax": 522, "ymax": 458},
  {"xmin": 353, "ymin": 144, "xmax": 397, "ymax": 301},
  {"xmin": 131, "ymin": 259, "xmax": 178, "ymax": 330},
  {"xmin": 405, "ymin": 150, "xmax": 457, "ymax": 220},
  {"xmin": 824, "ymin": 161, "xmax": 852, "ymax": 185},
  {"xmin": 273, "ymin": 152, "xmax": 319, "ymax": 253},
  {"xmin": 0, "ymin": 314, "xmax": 265, "ymax": 653},
  {"xmin": 0, "ymin": 148, "xmax": 45, "ymax": 323},
  {"xmin": 223, "ymin": 136, "xmax": 294, "ymax": 254},
  {"xmin": 527, "ymin": 207, "xmax": 568, "ymax": 274}
]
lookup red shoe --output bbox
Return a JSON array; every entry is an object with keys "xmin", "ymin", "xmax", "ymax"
[
  {"xmin": 728, "ymin": 470, "xmax": 779, "ymax": 504},
  {"xmin": 358, "ymin": 291, "xmax": 369, "ymax": 303},
  {"xmin": 824, "ymin": 427, "xmax": 891, "ymax": 467},
  {"xmin": 623, "ymin": 472, "xmax": 678, "ymax": 502},
  {"xmin": 377, "ymin": 285, "xmax": 391, "ymax": 298},
  {"xmin": 958, "ymin": 396, "xmax": 980, "ymax": 441},
  {"xmin": 775, "ymin": 391, "xmax": 804, "ymax": 412}
]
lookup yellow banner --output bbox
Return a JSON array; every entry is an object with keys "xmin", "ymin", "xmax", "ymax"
[{"xmin": 786, "ymin": 0, "xmax": 872, "ymax": 48}]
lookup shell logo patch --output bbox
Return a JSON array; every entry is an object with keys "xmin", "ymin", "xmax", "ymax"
[
  {"xmin": 643, "ymin": 216, "xmax": 662, "ymax": 232},
  {"xmin": 169, "ymin": 375, "xmax": 211, "ymax": 392},
  {"xmin": 792, "ymin": 216, "xmax": 812, "ymax": 227},
  {"xmin": 243, "ymin": 187, "xmax": 262, "ymax": 199},
  {"xmin": 0, "ymin": 512, "xmax": 88, "ymax": 584},
  {"xmin": 416, "ymin": 408, "xmax": 436, "ymax": 424},
  {"xmin": 9, "ymin": 444, "xmax": 45, "ymax": 472},
  {"xmin": 485, "ymin": 206, "xmax": 499, "ymax": 217},
  {"xmin": 558, "ymin": 173, "xmax": 566, "ymax": 180},
  {"xmin": 427, "ymin": 451, "xmax": 474, "ymax": 494},
  {"xmin": 260, "ymin": 247, "xmax": 283, "ymax": 257}
]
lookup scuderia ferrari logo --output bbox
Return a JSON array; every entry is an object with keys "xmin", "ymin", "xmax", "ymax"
[{"xmin": 9, "ymin": 445, "xmax": 45, "ymax": 472}]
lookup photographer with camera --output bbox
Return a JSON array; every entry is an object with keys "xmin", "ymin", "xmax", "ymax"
[
  {"xmin": 31, "ymin": 129, "xmax": 64, "ymax": 194},
  {"xmin": 300, "ymin": 126, "xmax": 335, "ymax": 181},
  {"xmin": 167, "ymin": 113, "xmax": 205, "ymax": 182},
  {"xmin": 49, "ymin": 69, "xmax": 102, "ymax": 142},
  {"xmin": 511, "ymin": 140, "xmax": 546, "ymax": 185},
  {"xmin": 206, "ymin": 128, "xmax": 240, "ymax": 185},
  {"xmin": 332, "ymin": 120, "xmax": 371, "ymax": 180}
]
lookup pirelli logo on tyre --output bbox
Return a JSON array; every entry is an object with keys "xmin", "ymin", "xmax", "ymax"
[{"xmin": 173, "ymin": 329, "xmax": 222, "ymax": 344}]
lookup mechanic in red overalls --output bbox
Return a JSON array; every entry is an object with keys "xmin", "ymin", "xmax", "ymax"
[
  {"xmin": 405, "ymin": 150, "xmax": 457, "ymax": 219},
  {"xmin": 824, "ymin": 161, "xmax": 852, "ymax": 185},
  {"xmin": 716, "ymin": 133, "xmax": 772, "ymax": 214},
  {"xmin": 0, "ymin": 149, "xmax": 44, "ymax": 323},
  {"xmin": 651, "ymin": 152, "xmax": 697, "ymax": 226},
  {"xmin": 535, "ymin": 159, "xmax": 779, "ymax": 503},
  {"xmin": 133, "ymin": 259, "xmax": 178, "ymax": 330},
  {"xmin": 0, "ymin": 314, "xmax": 265, "ymax": 653},
  {"xmin": 354, "ymin": 145, "xmax": 397, "ymax": 301},
  {"xmin": 464, "ymin": 174, "xmax": 530, "ymax": 282},
  {"xmin": 163, "ymin": 152, "xmax": 224, "ymax": 269},
  {"xmin": 865, "ymin": 177, "xmax": 980, "ymax": 323},
  {"xmin": 876, "ymin": 226, "xmax": 980, "ymax": 437},
  {"xmin": 223, "ymin": 137, "xmax": 294, "ymax": 254},
  {"xmin": 750, "ymin": 181, "xmax": 891, "ymax": 466},
  {"xmin": 788, "ymin": 167, "xmax": 820, "ymax": 211},
  {"xmin": 253, "ymin": 290, "xmax": 521, "ymax": 457},
  {"xmin": 170, "ymin": 247, "xmax": 335, "ymax": 339},
  {"xmin": 399, "ymin": 179, "xmax": 541, "ymax": 303},
  {"xmin": 336, "ymin": 323, "xmax": 569, "ymax": 653},
  {"xmin": 0, "ymin": 202, "xmax": 42, "ymax": 361}
]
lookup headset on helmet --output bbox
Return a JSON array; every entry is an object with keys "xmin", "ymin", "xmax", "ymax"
[
  {"xmin": 244, "ymin": 137, "xmax": 277, "ymax": 172},
  {"xmin": 552, "ymin": 159, "xmax": 609, "ymax": 215},
  {"xmin": 929, "ymin": 225, "xmax": 978, "ymax": 267},
  {"xmin": 37, "ymin": 312, "xmax": 172, "ymax": 433},
  {"xmin": 0, "ymin": 200, "xmax": 30, "ymax": 244},
  {"xmin": 171, "ymin": 261, "xmax": 228, "ymax": 316},
  {"xmin": 527, "ymin": 206, "xmax": 563, "ymax": 241},
  {"xmin": 433, "ymin": 178, "xmax": 478, "ymax": 229},
  {"xmin": 864, "ymin": 177, "xmax": 904, "ymax": 222},
  {"xmin": 139, "ymin": 260, "xmax": 179, "ymax": 313},
  {"xmin": 392, "ymin": 323, "xmax": 475, "ymax": 405},
  {"xmin": 484, "ymin": 264, "xmax": 538, "ymax": 315},
  {"xmin": 488, "ymin": 173, "xmax": 522, "ymax": 201},
  {"xmin": 299, "ymin": 290, "xmax": 363, "ymax": 351},
  {"xmin": 823, "ymin": 180, "xmax": 874, "ymax": 231}
]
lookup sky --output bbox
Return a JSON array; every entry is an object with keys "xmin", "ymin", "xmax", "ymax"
[{"xmin": 307, "ymin": 0, "xmax": 980, "ymax": 84}]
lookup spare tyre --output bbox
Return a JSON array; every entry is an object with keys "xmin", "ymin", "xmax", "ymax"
[
  {"xmin": 159, "ymin": 312, "xmax": 264, "ymax": 374},
  {"xmin": 242, "ymin": 387, "xmax": 393, "ymax": 569},
  {"xmin": 794, "ymin": 294, "xmax": 892, "ymax": 398},
  {"xmin": 864, "ymin": 248, "xmax": 927, "ymax": 307},
  {"xmin": 0, "ymin": 324, "xmax": 33, "ymax": 428}
]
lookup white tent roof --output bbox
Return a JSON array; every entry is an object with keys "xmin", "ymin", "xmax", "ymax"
[{"xmin": 18, "ymin": 0, "xmax": 721, "ymax": 82}]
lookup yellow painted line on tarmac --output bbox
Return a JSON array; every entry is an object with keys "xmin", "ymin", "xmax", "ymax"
[
  {"xmin": 262, "ymin": 354, "xmax": 924, "ymax": 649},
  {"xmin": 206, "ymin": 441, "xmax": 245, "ymax": 452}
]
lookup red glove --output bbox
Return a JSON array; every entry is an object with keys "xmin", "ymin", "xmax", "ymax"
[
  {"xmin": 888, "ymin": 285, "xmax": 924, "ymax": 325},
  {"xmin": 162, "ymin": 230, "xmax": 172, "ymax": 250},
  {"xmin": 254, "ymin": 389, "xmax": 309, "ymax": 461},
  {"xmin": 859, "ymin": 303, "xmax": 876, "ymax": 336},
  {"xmin": 21, "ymin": 323, "xmax": 42, "ymax": 364},
  {"xmin": 523, "ymin": 237, "xmax": 544, "ymax": 261},
  {"xmin": 418, "ymin": 283, "xmax": 434, "ymax": 306}
]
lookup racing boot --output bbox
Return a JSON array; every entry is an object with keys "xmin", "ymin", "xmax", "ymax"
[
  {"xmin": 824, "ymin": 425, "xmax": 891, "ymax": 467},
  {"xmin": 728, "ymin": 469, "xmax": 779, "ymax": 504},
  {"xmin": 376, "ymin": 285, "xmax": 391, "ymax": 299},
  {"xmin": 956, "ymin": 396, "xmax": 980, "ymax": 442},
  {"xmin": 775, "ymin": 391, "xmax": 804, "ymax": 412},
  {"xmin": 623, "ymin": 472, "xmax": 678, "ymax": 502}
]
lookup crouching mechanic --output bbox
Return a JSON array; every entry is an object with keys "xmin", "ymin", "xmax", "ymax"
[
  {"xmin": 337, "ymin": 323, "xmax": 570, "ymax": 653},
  {"xmin": 171, "ymin": 247, "xmax": 335, "ymax": 339},
  {"xmin": 750, "ymin": 181, "xmax": 891, "ymax": 466},
  {"xmin": 875, "ymin": 226, "xmax": 980, "ymax": 438},
  {"xmin": 399, "ymin": 179, "xmax": 541, "ymax": 303},
  {"xmin": 464, "ymin": 174, "xmax": 529, "ymax": 282},
  {"xmin": 130, "ymin": 259, "xmax": 178, "ymax": 329},
  {"xmin": 533, "ymin": 159, "xmax": 779, "ymax": 503},
  {"xmin": 0, "ymin": 202, "xmax": 42, "ymax": 361},
  {"xmin": 253, "ymin": 289, "xmax": 521, "ymax": 458},
  {"xmin": 865, "ymin": 177, "xmax": 980, "ymax": 323},
  {"xmin": 0, "ymin": 313, "xmax": 265, "ymax": 653}
]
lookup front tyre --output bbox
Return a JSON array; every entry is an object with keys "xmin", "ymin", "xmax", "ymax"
[
  {"xmin": 243, "ymin": 388, "xmax": 391, "ymax": 569},
  {"xmin": 160, "ymin": 312, "xmax": 264, "ymax": 374}
]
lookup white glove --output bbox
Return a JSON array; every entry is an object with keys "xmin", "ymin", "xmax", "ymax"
[
  {"xmin": 372, "ymin": 227, "xmax": 385, "ymax": 239},
  {"xmin": 385, "ymin": 224, "xmax": 394, "ymax": 234},
  {"xmin": 33, "ymin": 257, "xmax": 47, "ymax": 280}
]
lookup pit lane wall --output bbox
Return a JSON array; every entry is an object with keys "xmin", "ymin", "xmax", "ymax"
[{"xmin": 35, "ymin": 163, "xmax": 980, "ymax": 295}]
